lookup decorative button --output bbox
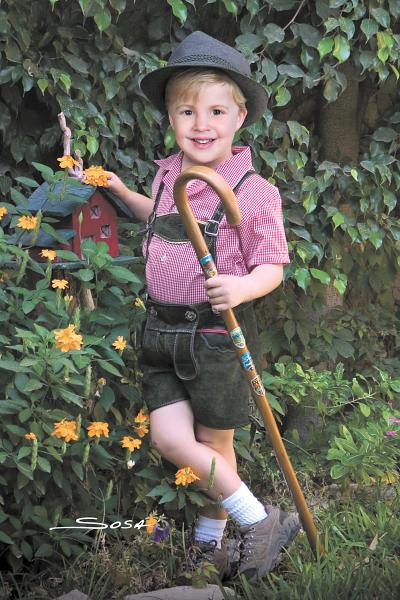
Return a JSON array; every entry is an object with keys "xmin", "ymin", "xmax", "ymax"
[
  {"xmin": 148, "ymin": 306, "xmax": 157, "ymax": 317},
  {"xmin": 184, "ymin": 310, "xmax": 196, "ymax": 322}
]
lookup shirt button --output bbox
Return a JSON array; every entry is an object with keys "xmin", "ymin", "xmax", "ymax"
[{"xmin": 185, "ymin": 310, "xmax": 197, "ymax": 322}]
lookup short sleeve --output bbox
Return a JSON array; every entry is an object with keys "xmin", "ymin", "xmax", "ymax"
[{"xmin": 238, "ymin": 187, "xmax": 290, "ymax": 269}]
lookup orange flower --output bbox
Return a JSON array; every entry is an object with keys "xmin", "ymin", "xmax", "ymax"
[
  {"xmin": 134, "ymin": 409, "xmax": 149, "ymax": 424},
  {"xmin": 134, "ymin": 297, "xmax": 145, "ymax": 309},
  {"xmin": 175, "ymin": 467, "xmax": 200, "ymax": 486},
  {"xmin": 0, "ymin": 207, "xmax": 8, "ymax": 219},
  {"xmin": 134, "ymin": 424, "xmax": 149, "ymax": 438},
  {"xmin": 51, "ymin": 418, "xmax": 79, "ymax": 442},
  {"xmin": 24, "ymin": 432, "xmax": 37, "ymax": 441},
  {"xmin": 41, "ymin": 249, "xmax": 57, "ymax": 261},
  {"xmin": 52, "ymin": 279, "xmax": 69, "ymax": 289},
  {"xmin": 120, "ymin": 436, "xmax": 141, "ymax": 452},
  {"xmin": 82, "ymin": 165, "xmax": 109, "ymax": 187},
  {"xmin": 145, "ymin": 514, "xmax": 158, "ymax": 535},
  {"xmin": 57, "ymin": 155, "xmax": 80, "ymax": 169},
  {"xmin": 87, "ymin": 421, "xmax": 109, "ymax": 438},
  {"xmin": 112, "ymin": 336, "xmax": 127, "ymax": 352},
  {"xmin": 17, "ymin": 215, "xmax": 38, "ymax": 230},
  {"xmin": 54, "ymin": 324, "xmax": 83, "ymax": 352}
]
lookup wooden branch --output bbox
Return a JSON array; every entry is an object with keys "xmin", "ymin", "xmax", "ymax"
[{"xmin": 58, "ymin": 111, "xmax": 84, "ymax": 180}]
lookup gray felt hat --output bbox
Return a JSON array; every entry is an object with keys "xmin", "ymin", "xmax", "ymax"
[{"xmin": 140, "ymin": 31, "xmax": 268, "ymax": 127}]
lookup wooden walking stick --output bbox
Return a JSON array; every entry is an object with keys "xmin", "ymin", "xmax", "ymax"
[{"xmin": 174, "ymin": 165, "xmax": 323, "ymax": 557}]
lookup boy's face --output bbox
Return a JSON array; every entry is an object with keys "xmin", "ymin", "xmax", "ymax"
[{"xmin": 168, "ymin": 82, "xmax": 247, "ymax": 170}]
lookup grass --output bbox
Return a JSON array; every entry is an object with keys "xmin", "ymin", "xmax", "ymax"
[{"xmin": 1, "ymin": 485, "xmax": 399, "ymax": 600}]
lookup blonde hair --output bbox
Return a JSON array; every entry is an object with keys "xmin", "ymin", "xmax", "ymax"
[{"xmin": 165, "ymin": 69, "xmax": 247, "ymax": 112}]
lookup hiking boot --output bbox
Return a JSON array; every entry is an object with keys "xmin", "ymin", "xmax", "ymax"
[
  {"xmin": 239, "ymin": 505, "xmax": 301, "ymax": 583},
  {"xmin": 186, "ymin": 537, "xmax": 240, "ymax": 581}
]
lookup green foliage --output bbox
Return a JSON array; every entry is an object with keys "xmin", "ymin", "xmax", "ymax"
[
  {"xmin": 1, "ymin": 0, "xmax": 399, "ymax": 376},
  {"xmin": 1, "ymin": 0, "xmax": 399, "ymax": 578}
]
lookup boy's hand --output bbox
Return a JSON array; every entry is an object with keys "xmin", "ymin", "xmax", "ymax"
[
  {"xmin": 104, "ymin": 171, "xmax": 128, "ymax": 196},
  {"xmin": 204, "ymin": 275, "xmax": 245, "ymax": 311}
]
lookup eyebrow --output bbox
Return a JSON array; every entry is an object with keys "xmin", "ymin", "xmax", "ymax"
[{"xmin": 176, "ymin": 104, "xmax": 229, "ymax": 109}]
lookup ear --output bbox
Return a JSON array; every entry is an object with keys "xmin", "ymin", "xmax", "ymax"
[
  {"xmin": 168, "ymin": 112, "xmax": 175, "ymax": 129},
  {"xmin": 236, "ymin": 108, "xmax": 247, "ymax": 130}
]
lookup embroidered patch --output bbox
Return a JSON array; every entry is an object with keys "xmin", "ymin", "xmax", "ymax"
[
  {"xmin": 250, "ymin": 375, "xmax": 265, "ymax": 396},
  {"xmin": 200, "ymin": 254, "xmax": 213, "ymax": 266},
  {"xmin": 229, "ymin": 327, "xmax": 246, "ymax": 349},
  {"xmin": 241, "ymin": 351, "xmax": 254, "ymax": 371}
]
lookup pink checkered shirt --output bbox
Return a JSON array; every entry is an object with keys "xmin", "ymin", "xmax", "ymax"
[{"xmin": 144, "ymin": 146, "xmax": 289, "ymax": 304}]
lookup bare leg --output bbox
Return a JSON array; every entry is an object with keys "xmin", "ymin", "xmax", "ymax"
[
  {"xmin": 194, "ymin": 422, "xmax": 237, "ymax": 519},
  {"xmin": 150, "ymin": 401, "xmax": 241, "ymax": 500}
]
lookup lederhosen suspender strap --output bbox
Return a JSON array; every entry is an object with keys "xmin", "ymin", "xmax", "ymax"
[
  {"xmin": 203, "ymin": 169, "xmax": 255, "ymax": 265},
  {"xmin": 143, "ymin": 180, "xmax": 165, "ymax": 261}
]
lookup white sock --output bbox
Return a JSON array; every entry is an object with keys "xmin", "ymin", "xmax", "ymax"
[
  {"xmin": 220, "ymin": 482, "xmax": 268, "ymax": 526},
  {"xmin": 193, "ymin": 516, "xmax": 227, "ymax": 549}
]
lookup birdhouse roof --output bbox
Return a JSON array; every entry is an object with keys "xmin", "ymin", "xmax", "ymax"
[{"xmin": 27, "ymin": 180, "xmax": 135, "ymax": 218}]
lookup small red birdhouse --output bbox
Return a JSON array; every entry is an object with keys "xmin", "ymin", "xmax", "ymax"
[{"xmin": 17, "ymin": 180, "xmax": 135, "ymax": 261}]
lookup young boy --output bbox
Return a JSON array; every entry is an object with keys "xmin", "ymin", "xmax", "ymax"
[{"xmin": 106, "ymin": 31, "xmax": 300, "ymax": 582}]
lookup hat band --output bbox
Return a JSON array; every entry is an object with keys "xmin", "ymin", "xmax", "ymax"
[{"xmin": 170, "ymin": 54, "xmax": 247, "ymax": 76}]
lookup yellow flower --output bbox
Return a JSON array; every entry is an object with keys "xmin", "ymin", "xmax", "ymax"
[
  {"xmin": 134, "ymin": 424, "xmax": 149, "ymax": 438},
  {"xmin": 82, "ymin": 165, "xmax": 109, "ymax": 187},
  {"xmin": 112, "ymin": 336, "xmax": 127, "ymax": 352},
  {"xmin": 0, "ymin": 206, "xmax": 8, "ymax": 219},
  {"xmin": 145, "ymin": 514, "xmax": 159, "ymax": 535},
  {"xmin": 64, "ymin": 294, "xmax": 74, "ymax": 303},
  {"xmin": 57, "ymin": 155, "xmax": 80, "ymax": 169},
  {"xmin": 51, "ymin": 418, "xmax": 79, "ymax": 442},
  {"xmin": 134, "ymin": 408, "xmax": 149, "ymax": 424},
  {"xmin": 24, "ymin": 432, "xmax": 37, "ymax": 441},
  {"xmin": 134, "ymin": 297, "xmax": 145, "ymax": 309},
  {"xmin": 54, "ymin": 324, "xmax": 83, "ymax": 352},
  {"xmin": 175, "ymin": 467, "xmax": 200, "ymax": 486},
  {"xmin": 17, "ymin": 215, "xmax": 38, "ymax": 230},
  {"xmin": 52, "ymin": 278, "xmax": 69, "ymax": 289},
  {"xmin": 120, "ymin": 436, "xmax": 141, "ymax": 451},
  {"xmin": 97, "ymin": 377, "xmax": 106, "ymax": 386},
  {"xmin": 40, "ymin": 249, "xmax": 57, "ymax": 261},
  {"xmin": 87, "ymin": 421, "xmax": 109, "ymax": 438}
]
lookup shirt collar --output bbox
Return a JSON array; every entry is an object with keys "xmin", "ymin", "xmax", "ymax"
[{"xmin": 154, "ymin": 146, "xmax": 254, "ymax": 195}]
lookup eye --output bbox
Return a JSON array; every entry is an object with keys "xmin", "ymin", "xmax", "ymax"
[
  {"xmin": 213, "ymin": 109, "xmax": 223, "ymax": 115},
  {"xmin": 182, "ymin": 109, "xmax": 192, "ymax": 116}
]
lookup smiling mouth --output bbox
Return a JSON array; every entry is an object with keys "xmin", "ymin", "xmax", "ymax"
[{"xmin": 191, "ymin": 138, "xmax": 215, "ymax": 145}]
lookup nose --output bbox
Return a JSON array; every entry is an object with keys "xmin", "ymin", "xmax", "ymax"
[{"xmin": 193, "ymin": 111, "xmax": 210, "ymax": 131}]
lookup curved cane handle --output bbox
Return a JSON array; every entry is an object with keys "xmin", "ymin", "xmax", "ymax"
[{"xmin": 173, "ymin": 166, "xmax": 240, "ymax": 263}]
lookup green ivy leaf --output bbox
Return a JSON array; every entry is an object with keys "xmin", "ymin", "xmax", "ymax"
[
  {"xmin": 222, "ymin": 0, "xmax": 238, "ymax": 15},
  {"xmin": 310, "ymin": 268, "xmax": 331, "ymax": 285},
  {"xmin": 318, "ymin": 38, "xmax": 334, "ymax": 59},
  {"xmin": 372, "ymin": 127, "xmax": 397, "ymax": 142},
  {"xmin": 360, "ymin": 18, "xmax": 379, "ymax": 41},
  {"xmin": 332, "ymin": 212, "xmax": 345, "ymax": 229},
  {"xmin": 294, "ymin": 268, "xmax": 311, "ymax": 291},
  {"xmin": 103, "ymin": 77, "xmax": 120, "ymax": 101},
  {"xmin": 60, "ymin": 72, "xmax": 71, "ymax": 93},
  {"xmin": 370, "ymin": 7, "xmax": 390, "ymax": 28},
  {"xmin": 167, "ymin": 0, "xmax": 187, "ymax": 24},
  {"xmin": 94, "ymin": 9, "xmax": 112, "ymax": 32},
  {"xmin": 275, "ymin": 87, "xmax": 291, "ymax": 107},
  {"xmin": 263, "ymin": 24, "xmax": 285, "ymax": 44},
  {"xmin": 333, "ymin": 35, "xmax": 350, "ymax": 63},
  {"xmin": 37, "ymin": 78, "xmax": 48, "ymax": 95}
]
